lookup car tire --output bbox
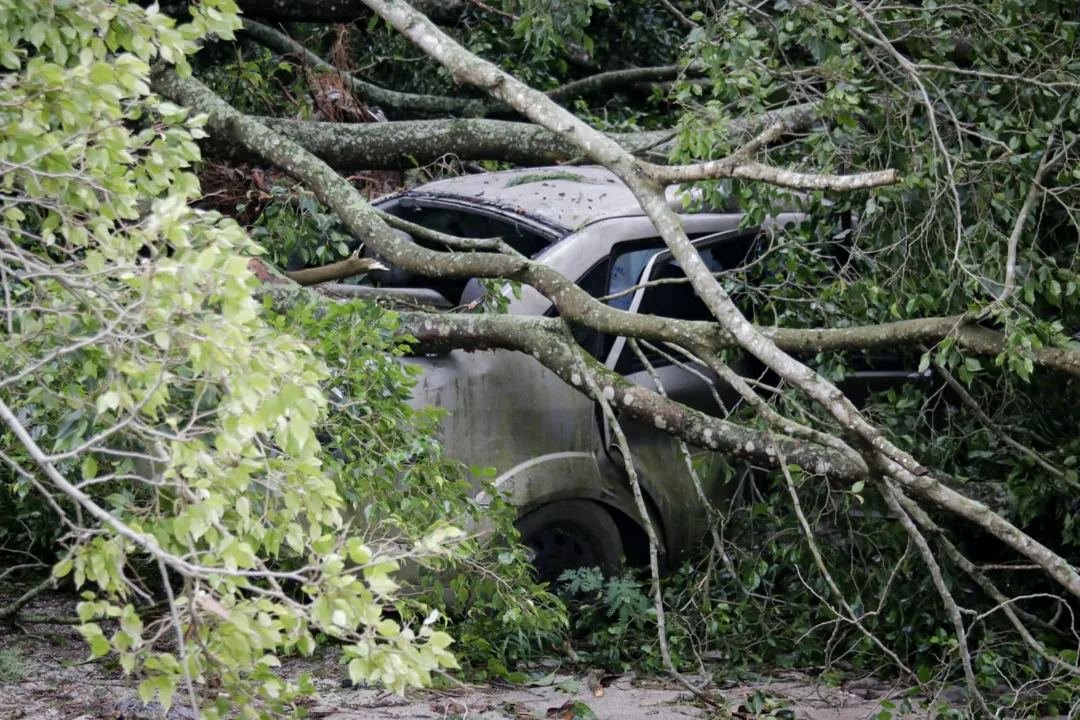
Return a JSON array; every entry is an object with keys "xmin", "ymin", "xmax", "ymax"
[{"xmin": 515, "ymin": 499, "xmax": 624, "ymax": 584}]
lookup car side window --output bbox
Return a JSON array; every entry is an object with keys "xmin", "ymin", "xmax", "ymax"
[
  {"xmin": 607, "ymin": 248, "xmax": 657, "ymax": 311},
  {"xmin": 564, "ymin": 241, "xmax": 665, "ymax": 360},
  {"xmin": 564, "ymin": 231, "xmax": 759, "ymax": 364},
  {"xmin": 566, "ymin": 259, "xmax": 612, "ymax": 356},
  {"xmin": 611, "ymin": 234, "xmax": 760, "ymax": 375}
]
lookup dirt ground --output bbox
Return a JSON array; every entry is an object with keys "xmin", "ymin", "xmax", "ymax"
[{"xmin": 0, "ymin": 592, "xmax": 937, "ymax": 720}]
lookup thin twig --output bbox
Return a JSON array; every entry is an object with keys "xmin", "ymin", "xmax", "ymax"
[
  {"xmin": 656, "ymin": 0, "xmax": 697, "ymax": 28},
  {"xmin": 562, "ymin": 324, "xmax": 718, "ymax": 707},
  {"xmin": 878, "ymin": 479, "xmax": 992, "ymax": 716}
]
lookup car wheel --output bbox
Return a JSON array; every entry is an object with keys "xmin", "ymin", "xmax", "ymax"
[{"xmin": 515, "ymin": 500, "xmax": 624, "ymax": 584}]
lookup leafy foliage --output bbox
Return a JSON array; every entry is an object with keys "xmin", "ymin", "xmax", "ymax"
[{"xmin": 0, "ymin": 1, "xmax": 554, "ymax": 715}]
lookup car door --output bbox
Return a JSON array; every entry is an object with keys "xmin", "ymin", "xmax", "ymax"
[
  {"xmin": 599, "ymin": 231, "xmax": 765, "ymax": 560},
  {"xmin": 383, "ymin": 201, "xmax": 613, "ymax": 518}
]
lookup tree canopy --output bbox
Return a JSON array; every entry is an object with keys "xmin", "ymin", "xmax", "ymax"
[{"xmin": 2, "ymin": 0, "xmax": 1080, "ymax": 717}]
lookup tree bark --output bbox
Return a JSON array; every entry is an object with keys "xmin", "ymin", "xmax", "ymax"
[
  {"xmin": 546, "ymin": 65, "xmax": 693, "ymax": 102},
  {"xmin": 284, "ymin": 254, "xmax": 385, "ymax": 285},
  {"xmin": 251, "ymin": 117, "xmax": 672, "ymax": 170},
  {"xmin": 249, "ymin": 265, "xmax": 866, "ymax": 480}
]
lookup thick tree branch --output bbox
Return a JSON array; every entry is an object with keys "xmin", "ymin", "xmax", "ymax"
[
  {"xmin": 155, "ymin": 71, "xmax": 795, "ymax": 367},
  {"xmin": 761, "ymin": 316, "xmax": 1080, "ymax": 379},
  {"xmin": 157, "ymin": 56, "xmax": 1080, "ymax": 601},
  {"xmin": 641, "ymin": 157, "xmax": 900, "ymax": 191},
  {"xmin": 254, "ymin": 272, "xmax": 868, "ymax": 479},
  {"xmin": 249, "ymin": 115, "xmax": 843, "ymax": 171},
  {"xmin": 253, "ymin": 265, "xmax": 1020, "ymax": 519},
  {"xmin": 253, "ymin": 117, "xmax": 665, "ymax": 169}
]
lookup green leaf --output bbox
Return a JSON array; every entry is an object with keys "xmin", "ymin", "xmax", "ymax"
[
  {"xmin": 565, "ymin": 702, "xmax": 598, "ymax": 720},
  {"xmin": 428, "ymin": 631, "xmax": 454, "ymax": 650},
  {"xmin": 55, "ymin": 558, "xmax": 74, "ymax": 578},
  {"xmin": 528, "ymin": 670, "xmax": 558, "ymax": 686}
]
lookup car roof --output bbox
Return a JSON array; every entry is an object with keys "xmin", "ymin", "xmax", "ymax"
[{"xmin": 406, "ymin": 166, "xmax": 707, "ymax": 231}]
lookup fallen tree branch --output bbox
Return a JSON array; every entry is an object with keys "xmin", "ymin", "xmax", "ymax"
[
  {"xmin": 568, "ymin": 326, "xmax": 717, "ymax": 705},
  {"xmin": 249, "ymin": 269, "xmax": 1021, "ymax": 521},
  {"xmin": 253, "ymin": 116, "xmax": 591, "ymax": 168},
  {"xmin": 157, "ymin": 43, "xmax": 1080, "ymax": 606},
  {"xmin": 641, "ymin": 155, "xmax": 900, "ymax": 191},
  {"xmin": 372, "ymin": 304, "xmax": 867, "ymax": 480},
  {"xmin": 762, "ymin": 316, "xmax": 1080, "ymax": 379},
  {"xmin": 157, "ymin": 71, "xmax": 899, "ymax": 379},
  {"xmin": 894, "ymin": 492, "xmax": 1079, "ymax": 670},
  {"xmin": 0, "ymin": 575, "xmax": 57, "ymax": 622},
  {"xmin": 673, "ymin": 341, "xmax": 866, "ymax": 470},
  {"xmin": 284, "ymin": 254, "xmax": 387, "ymax": 285},
  {"xmin": 164, "ymin": 76, "xmax": 1080, "ymax": 386},
  {"xmin": 546, "ymin": 65, "xmax": 697, "ymax": 102},
  {"xmin": 248, "ymin": 114, "xmax": 840, "ymax": 171},
  {"xmin": 631, "ymin": 340, "xmax": 743, "ymax": 601}
]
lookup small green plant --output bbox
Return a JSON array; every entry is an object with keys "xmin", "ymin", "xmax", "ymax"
[
  {"xmin": 557, "ymin": 566, "xmax": 663, "ymax": 671},
  {"xmin": 560, "ymin": 567, "xmax": 651, "ymax": 624},
  {"xmin": 0, "ymin": 648, "xmax": 29, "ymax": 684},
  {"xmin": 738, "ymin": 690, "xmax": 795, "ymax": 720}
]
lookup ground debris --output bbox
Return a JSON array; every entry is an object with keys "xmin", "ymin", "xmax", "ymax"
[{"xmin": 111, "ymin": 700, "xmax": 196, "ymax": 720}]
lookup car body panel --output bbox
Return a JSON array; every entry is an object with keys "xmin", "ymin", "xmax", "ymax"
[{"xmin": 394, "ymin": 166, "xmax": 715, "ymax": 231}]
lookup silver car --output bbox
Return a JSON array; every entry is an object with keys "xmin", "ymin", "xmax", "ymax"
[{"xmin": 353, "ymin": 166, "xmax": 908, "ymax": 581}]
